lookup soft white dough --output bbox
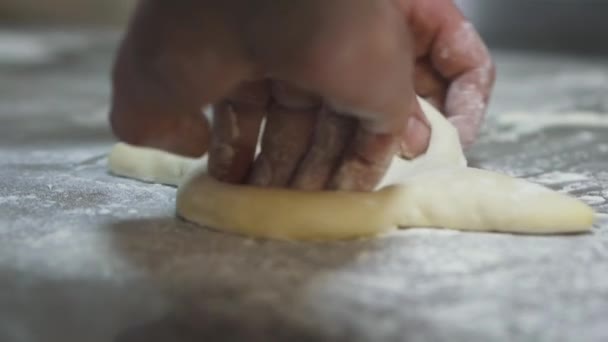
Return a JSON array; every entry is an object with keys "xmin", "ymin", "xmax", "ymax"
[
  {"xmin": 377, "ymin": 98, "xmax": 467, "ymax": 188},
  {"xmin": 108, "ymin": 143, "xmax": 202, "ymax": 186},
  {"xmin": 108, "ymin": 98, "xmax": 595, "ymax": 241}
]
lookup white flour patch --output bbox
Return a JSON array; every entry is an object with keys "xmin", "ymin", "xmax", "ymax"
[
  {"xmin": 68, "ymin": 107, "xmax": 110, "ymax": 128},
  {"xmin": 529, "ymin": 172, "xmax": 590, "ymax": 185},
  {"xmin": 0, "ymin": 195, "xmax": 20, "ymax": 205},
  {"xmin": 579, "ymin": 196, "xmax": 606, "ymax": 206},
  {"xmin": 489, "ymin": 111, "xmax": 608, "ymax": 142},
  {"xmin": 0, "ymin": 30, "xmax": 91, "ymax": 66},
  {"xmin": 3, "ymin": 145, "xmax": 111, "ymax": 165},
  {"xmin": 560, "ymin": 182, "xmax": 596, "ymax": 194},
  {"xmin": 98, "ymin": 208, "xmax": 112, "ymax": 215},
  {"xmin": 0, "ymin": 194, "xmax": 38, "ymax": 204},
  {"xmin": 477, "ymin": 165, "xmax": 533, "ymax": 178},
  {"xmin": 569, "ymin": 131, "xmax": 596, "ymax": 143},
  {"xmin": 0, "ymin": 33, "xmax": 54, "ymax": 64}
]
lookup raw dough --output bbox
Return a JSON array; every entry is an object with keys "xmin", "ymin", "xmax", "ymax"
[{"xmin": 108, "ymin": 98, "xmax": 595, "ymax": 241}]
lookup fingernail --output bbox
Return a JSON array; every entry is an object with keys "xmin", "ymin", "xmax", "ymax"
[{"xmin": 401, "ymin": 116, "xmax": 431, "ymax": 159}]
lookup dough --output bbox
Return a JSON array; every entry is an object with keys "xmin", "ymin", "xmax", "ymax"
[
  {"xmin": 108, "ymin": 142, "xmax": 201, "ymax": 186},
  {"xmin": 108, "ymin": 98, "xmax": 595, "ymax": 241}
]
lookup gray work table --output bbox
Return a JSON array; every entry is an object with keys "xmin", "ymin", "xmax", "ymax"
[{"xmin": 1, "ymin": 30, "xmax": 607, "ymax": 342}]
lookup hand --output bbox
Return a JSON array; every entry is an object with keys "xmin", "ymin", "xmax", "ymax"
[
  {"xmin": 404, "ymin": 0, "xmax": 495, "ymax": 151},
  {"xmin": 110, "ymin": 0, "xmax": 494, "ymax": 191}
]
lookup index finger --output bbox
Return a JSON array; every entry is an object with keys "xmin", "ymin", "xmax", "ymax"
[{"xmin": 410, "ymin": 0, "xmax": 496, "ymax": 146}]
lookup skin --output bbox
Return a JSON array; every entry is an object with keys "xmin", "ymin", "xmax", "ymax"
[{"xmin": 110, "ymin": 0, "xmax": 495, "ymax": 192}]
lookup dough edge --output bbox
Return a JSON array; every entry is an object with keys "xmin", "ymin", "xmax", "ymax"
[{"xmin": 108, "ymin": 99, "xmax": 595, "ymax": 241}]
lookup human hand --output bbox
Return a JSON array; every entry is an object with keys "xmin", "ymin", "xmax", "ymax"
[
  {"xmin": 110, "ymin": 0, "xmax": 494, "ymax": 191},
  {"xmin": 403, "ymin": 0, "xmax": 495, "ymax": 152}
]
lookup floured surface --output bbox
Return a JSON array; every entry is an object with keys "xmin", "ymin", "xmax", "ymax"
[{"xmin": 1, "ymin": 31, "xmax": 608, "ymax": 342}]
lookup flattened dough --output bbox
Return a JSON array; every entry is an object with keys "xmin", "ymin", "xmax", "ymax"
[{"xmin": 108, "ymin": 98, "xmax": 595, "ymax": 241}]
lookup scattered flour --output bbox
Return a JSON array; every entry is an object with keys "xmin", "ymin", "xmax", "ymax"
[
  {"xmin": 0, "ymin": 194, "xmax": 38, "ymax": 205},
  {"xmin": 68, "ymin": 106, "xmax": 110, "ymax": 128},
  {"xmin": 0, "ymin": 32, "xmax": 53, "ymax": 64},
  {"xmin": 529, "ymin": 172, "xmax": 590, "ymax": 185},
  {"xmin": 0, "ymin": 195, "xmax": 20, "ymax": 205},
  {"xmin": 489, "ymin": 111, "xmax": 608, "ymax": 142},
  {"xmin": 0, "ymin": 30, "xmax": 91, "ymax": 65},
  {"xmin": 579, "ymin": 196, "xmax": 606, "ymax": 206}
]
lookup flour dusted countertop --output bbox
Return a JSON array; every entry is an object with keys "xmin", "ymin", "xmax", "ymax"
[{"xmin": 1, "ymin": 30, "xmax": 607, "ymax": 342}]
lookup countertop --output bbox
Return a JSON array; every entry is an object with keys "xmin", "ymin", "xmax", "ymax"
[{"xmin": 1, "ymin": 30, "xmax": 607, "ymax": 342}]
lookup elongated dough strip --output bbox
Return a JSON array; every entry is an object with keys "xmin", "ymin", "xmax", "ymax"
[
  {"xmin": 175, "ymin": 168, "xmax": 594, "ymax": 240},
  {"xmin": 108, "ymin": 143, "xmax": 200, "ymax": 186},
  {"xmin": 108, "ymin": 98, "xmax": 595, "ymax": 241}
]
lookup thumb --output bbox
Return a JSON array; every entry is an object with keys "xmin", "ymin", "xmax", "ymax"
[{"xmin": 399, "ymin": 97, "xmax": 431, "ymax": 159}]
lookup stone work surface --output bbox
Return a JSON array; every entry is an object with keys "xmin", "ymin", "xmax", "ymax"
[{"xmin": 0, "ymin": 30, "xmax": 607, "ymax": 342}]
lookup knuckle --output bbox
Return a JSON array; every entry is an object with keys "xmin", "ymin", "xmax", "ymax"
[
  {"xmin": 226, "ymin": 82, "xmax": 271, "ymax": 111},
  {"xmin": 271, "ymin": 82, "xmax": 321, "ymax": 110}
]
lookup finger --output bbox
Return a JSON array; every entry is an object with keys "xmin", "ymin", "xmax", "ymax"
[
  {"xmin": 110, "ymin": 0, "xmax": 250, "ymax": 157},
  {"xmin": 208, "ymin": 102, "xmax": 265, "ymax": 184},
  {"xmin": 433, "ymin": 23, "xmax": 495, "ymax": 146},
  {"xmin": 248, "ymin": 83, "xmax": 320, "ymax": 187},
  {"xmin": 406, "ymin": 1, "xmax": 495, "ymax": 147},
  {"xmin": 290, "ymin": 109, "xmax": 356, "ymax": 190},
  {"xmin": 414, "ymin": 59, "xmax": 447, "ymax": 111},
  {"xmin": 271, "ymin": 3, "xmax": 421, "ymax": 189},
  {"xmin": 444, "ymin": 66, "xmax": 494, "ymax": 147},
  {"xmin": 208, "ymin": 82, "xmax": 269, "ymax": 183},
  {"xmin": 110, "ymin": 84, "xmax": 211, "ymax": 157},
  {"xmin": 110, "ymin": 46, "xmax": 215, "ymax": 157},
  {"xmin": 329, "ymin": 124, "xmax": 400, "ymax": 192},
  {"xmin": 399, "ymin": 97, "xmax": 431, "ymax": 159}
]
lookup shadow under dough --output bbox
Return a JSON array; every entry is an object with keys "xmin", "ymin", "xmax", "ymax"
[{"xmin": 106, "ymin": 217, "xmax": 388, "ymax": 342}]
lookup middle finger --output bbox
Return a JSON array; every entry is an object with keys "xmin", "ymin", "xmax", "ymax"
[{"xmin": 247, "ymin": 83, "xmax": 320, "ymax": 187}]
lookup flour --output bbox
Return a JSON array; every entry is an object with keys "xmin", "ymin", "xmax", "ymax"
[
  {"xmin": 1, "ymin": 146, "xmax": 176, "ymax": 223},
  {"xmin": 579, "ymin": 196, "xmax": 606, "ymax": 206},
  {"xmin": 0, "ymin": 30, "xmax": 92, "ymax": 66},
  {"xmin": 68, "ymin": 106, "xmax": 110, "ymax": 128},
  {"xmin": 2, "ymin": 146, "xmax": 111, "ymax": 165},
  {"xmin": 525, "ymin": 171, "xmax": 600, "ymax": 200},
  {"xmin": 529, "ymin": 172, "xmax": 590, "ymax": 185},
  {"xmin": 489, "ymin": 111, "xmax": 608, "ymax": 142},
  {"xmin": 0, "ymin": 32, "xmax": 53, "ymax": 64},
  {"xmin": 0, "ymin": 195, "xmax": 21, "ymax": 205},
  {"xmin": 0, "ymin": 194, "xmax": 37, "ymax": 204}
]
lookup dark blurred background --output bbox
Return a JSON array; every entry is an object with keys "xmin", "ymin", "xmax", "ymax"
[
  {"xmin": 1, "ymin": 0, "xmax": 607, "ymax": 55},
  {"xmin": 0, "ymin": 0, "xmax": 134, "ymax": 27},
  {"xmin": 454, "ymin": 0, "xmax": 608, "ymax": 55}
]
